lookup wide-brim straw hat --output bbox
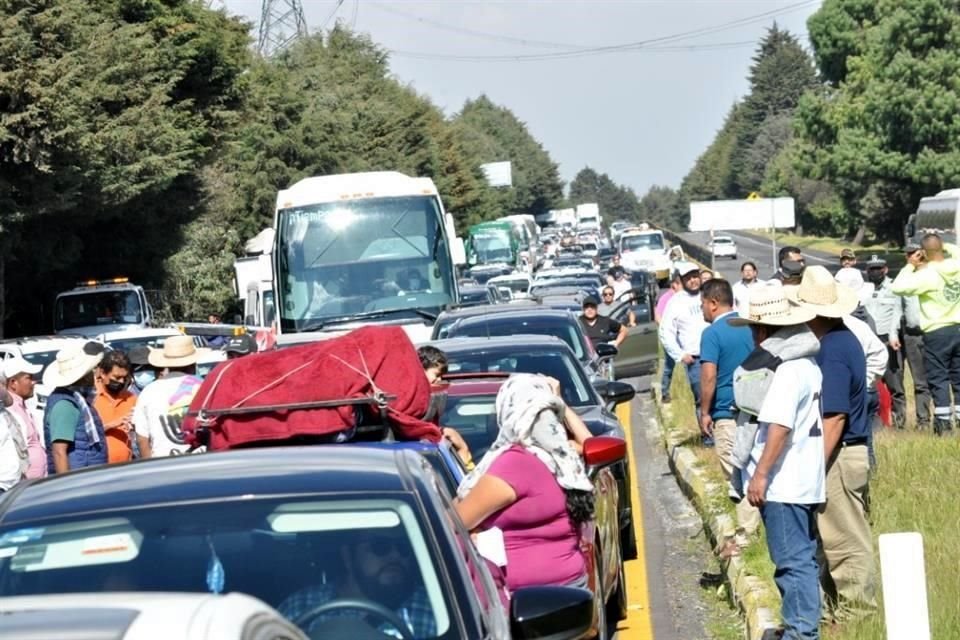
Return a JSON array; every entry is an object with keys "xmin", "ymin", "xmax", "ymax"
[
  {"xmin": 728, "ymin": 285, "xmax": 817, "ymax": 327},
  {"xmin": 43, "ymin": 341, "xmax": 105, "ymax": 388},
  {"xmin": 784, "ymin": 265, "xmax": 860, "ymax": 318},
  {"xmin": 149, "ymin": 335, "xmax": 206, "ymax": 368}
]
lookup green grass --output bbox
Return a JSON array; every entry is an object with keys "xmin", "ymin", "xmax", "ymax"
[
  {"xmin": 660, "ymin": 353, "xmax": 959, "ymax": 639},
  {"xmin": 747, "ymin": 230, "xmax": 907, "ymax": 272}
]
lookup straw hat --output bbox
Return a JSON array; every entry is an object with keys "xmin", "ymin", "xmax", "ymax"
[
  {"xmin": 784, "ymin": 265, "xmax": 860, "ymax": 318},
  {"xmin": 728, "ymin": 285, "xmax": 816, "ymax": 327},
  {"xmin": 149, "ymin": 335, "xmax": 203, "ymax": 368},
  {"xmin": 43, "ymin": 341, "xmax": 105, "ymax": 388}
]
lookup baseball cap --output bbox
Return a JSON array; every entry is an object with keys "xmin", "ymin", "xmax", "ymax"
[
  {"xmin": 904, "ymin": 242, "xmax": 922, "ymax": 253},
  {"xmin": 840, "ymin": 248, "xmax": 856, "ymax": 260},
  {"xmin": 582, "ymin": 295, "xmax": 599, "ymax": 308},
  {"xmin": 865, "ymin": 254, "xmax": 887, "ymax": 268},
  {"xmin": 223, "ymin": 333, "xmax": 258, "ymax": 356},
  {"xmin": 673, "ymin": 261, "xmax": 700, "ymax": 278},
  {"xmin": 2, "ymin": 356, "xmax": 42, "ymax": 380}
]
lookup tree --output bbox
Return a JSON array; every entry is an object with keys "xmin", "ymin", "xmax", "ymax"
[
  {"xmin": 454, "ymin": 95, "xmax": 564, "ymax": 216},
  {"xmin": 637, "ymin": 185, "xmax": 681, "ymax": 229},
  {"xmin": 797, "ymin": 0, "xmax": 960, "ymax": 242},
  {"xmin": 568, "ymin": 167, "xmax": 641, "ymax": 222}
]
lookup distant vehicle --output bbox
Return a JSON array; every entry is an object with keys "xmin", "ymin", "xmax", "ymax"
[
  {"xmin": 581, "ymin": 242, "xmax": 600, "ymax": 258},
  {"xmin": 708, "ymin": 235, "xmax": 738, "ymax": 259},
  {"xmin": 0, "ymin": 335, "xmax": 86, "ymax": 429},
  {"xmin": 465, "ymin": 220, "xmax": 522, "ymax": 273},
  {"xmin": 95, "ymin": 328, "xmax": 204, "ymax": 354},
  {"xmin": 575, "ymin": 203, "xmax": 602, "ymax": 232},
  {"xmin": 431, "ymin": 302, "xmax": 537, "ymax": 340},
  {"xmin": 457, "ymin": 284, "xmax": 497, "ymax": 307},
  {"xmin": 487, "ymin": 272, "xmax": 533, "ymax": 299},
  {"xmin": 271, "ymin": 171, "xmax": 467, "ymax": 346},
  {"xmin": 0, "ymin": 592, "xmax": 307, "ymax": 640},
  {"xmin": 54, "ymin": 278, "xmax": 153, "ymax": 338},
  {"xmin": 234, "ymin": 228, "xmax": 276, "ymax": 328},
  {"xmin": 618, "ymin": 230, "xmax": 673, "ymax": 287},
  {"xmin": 906, "ymin": 188, "xmax": 960, "ymax": 247}
]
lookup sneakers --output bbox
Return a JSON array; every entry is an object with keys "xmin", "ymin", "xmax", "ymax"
[{"xmin": 661, "ymin": 394, "xmax": 671, "ymax": 404}]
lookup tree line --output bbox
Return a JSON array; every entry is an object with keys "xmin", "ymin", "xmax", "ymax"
[{"xmin": 0, "ymin": 1, "xmax": 565, "ymax": 336}]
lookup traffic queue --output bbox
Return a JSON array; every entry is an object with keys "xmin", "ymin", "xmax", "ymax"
[{"xmin": 0, "ymin": 224, "xmax": 654, "ymax": 639}]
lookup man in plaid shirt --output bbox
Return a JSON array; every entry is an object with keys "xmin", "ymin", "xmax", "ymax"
[{"xmin": 278, "ymin": 530, "xmax": 437, "ymax": 638}]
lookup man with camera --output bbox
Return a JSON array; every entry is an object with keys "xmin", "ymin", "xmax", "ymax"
[{"xmin": 891, "ymin": 234, "xmax": 960, "ymax": 434}]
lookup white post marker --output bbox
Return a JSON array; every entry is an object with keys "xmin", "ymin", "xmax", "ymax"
[{"xmin": 879, "ymin": 532, "xmax": 931, "ymax": 640}]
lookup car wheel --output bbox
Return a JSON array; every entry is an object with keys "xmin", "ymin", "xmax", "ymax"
[{"xmin": 607, "ymin": 553, "xmax": 628, "ymax": 623}]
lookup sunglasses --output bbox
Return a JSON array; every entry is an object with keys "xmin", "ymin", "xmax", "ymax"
[
  {"xmin": 363, "ymin": 535, "xmax": 406, "ymax": 557},
  {"xmin": 602, "ymin": 292, "xmax": 614, "ymax": 297}
]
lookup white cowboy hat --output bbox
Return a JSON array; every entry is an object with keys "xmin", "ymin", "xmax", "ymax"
[
  {"xmin": 42, "ymin": 341, "xmax": 105, "ymax": 389},
  {"xmin": 149, "ymin": 335, "xmax": 206, "ymax": 368},
  {"xmin": 784, "ymin": 265, "xmax": 860, "ymax": 318},
  {"xmin": 728, "ymin": 285, "xmax": 817, "ymax": 327}
]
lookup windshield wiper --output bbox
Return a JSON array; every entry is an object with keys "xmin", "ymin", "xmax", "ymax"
[{"xmin": 299, "ymin": 307, "xmax": 437, "ymax": 332}]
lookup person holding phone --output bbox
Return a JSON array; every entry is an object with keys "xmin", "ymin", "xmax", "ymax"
[
  {"xmin": 891, "ymin": 234, "xmax": 960, "ymax": 434},
  {"xmin": 93, "ymin": 350, "xmax": 138, "ymax": 463}
]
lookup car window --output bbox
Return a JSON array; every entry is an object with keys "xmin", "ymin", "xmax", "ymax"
[
  {"xmin": 446, "ymin": 317, "xmax": 585, "ymax": 359},
  {"xmin": 0, "ymin": 499, "xmax": 457, "ymax": 639}
]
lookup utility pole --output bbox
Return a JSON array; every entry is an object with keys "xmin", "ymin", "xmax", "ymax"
[{"xmin": 257, "ymin": 0, "xmax": 308, "ymax": 58}]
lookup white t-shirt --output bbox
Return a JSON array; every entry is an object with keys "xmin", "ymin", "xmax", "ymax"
[
  {"xmin": 657, "ymin": 291, "xmax": 708, "ymax": 361},
  {"xmin": 741, "ymin": 357, "xmax": 825, "ymax": 505},
  {"xmin": 133, "ymin": 372, "xmax": 203, "ymax": 458},
  {"xmin": 732, "ymin": 279, "xmax": 765, "ymax": 318}
]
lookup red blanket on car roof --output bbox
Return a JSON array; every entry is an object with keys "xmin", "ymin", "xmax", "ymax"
[{"xmin": 182, "ymin": 325, "xmax": 441, "ymax": 450}]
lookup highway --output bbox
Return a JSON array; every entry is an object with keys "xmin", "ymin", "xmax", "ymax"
[{"xmin": 680, "ymin": 230, "xmax": 838, "ymax": 280}]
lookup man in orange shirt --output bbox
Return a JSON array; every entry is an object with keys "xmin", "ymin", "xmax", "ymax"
[{"xmin": 93, "ymin": 350, "xmax": 137, "ymax": 463}]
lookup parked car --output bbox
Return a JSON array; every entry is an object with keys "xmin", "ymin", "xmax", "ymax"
[
  {"xmin": 428, "ymin": 335, "xmax": 638, "ymax": 563},
  {"xmin": 709, "ymin": 235, "xmax": 737, "ymax": 259},
  {"xmin": 0, "ymin": 335, "xmax": 87, "ymax": 428},
  {"xmin": 0, "ymin": 592, "xmax": 307, "ymax": 639},
  {"xmin": 0, "ymin": 447, "xmax": 595, "ymax": 640},
  {"xmin": 432, "ymin": 302, "xmax": 537, "ymax": 340},
  {"xmin": 438, "ymin": 308, "xmax": 618, "ymax": 382},
  {"xmin": 459, "ymin": 284, "xmax": 497, "ymax": 307}
]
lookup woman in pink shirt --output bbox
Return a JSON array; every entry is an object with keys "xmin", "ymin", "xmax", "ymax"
[{"xmin": 455, "ymin": 374, "xmax": 595, "ymax": 592}]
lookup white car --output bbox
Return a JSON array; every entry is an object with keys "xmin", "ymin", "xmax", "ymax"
[
  {"xmin": 94, "ymin": 327, "xmax": 206, "ymax": 352},
  {"xmin": 709, "ymin": 235, "xmax": 738, "ymax": 259},
  {"xmin": 0, "ymin": 335, "xmax": 88, "ymax": 430},
  {"xmin": 0, "ymin": 592, "xmax": 307, "ymax": 639},
  {"xmin": 487, "ymin": 272, "xmax": 533, "ymax": 299}
]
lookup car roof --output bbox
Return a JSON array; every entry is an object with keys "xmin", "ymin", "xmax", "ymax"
[
  {"xmin": 435, "ymin": 302, "xmax": 537, "ymax": 322},
  {"xmin": 451, "ymin": 307, "xmax": 576, "ymax": 324},
  {"xmin": 431, "ymin": 334, "xmax": 570, "ymax": 352},
  {"xmin": 0, "ymin": 447, "xmax": 430, "ymax": 526},
  {"xmin": 96, "ymin": 328, "xmax": 179, "ymax": 341},
  {"xmin": 0, "ymin": 336, "xmax": 85, "ymax": 353}
]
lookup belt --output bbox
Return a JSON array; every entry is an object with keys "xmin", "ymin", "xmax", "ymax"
[
  {"xmin": 841, "ymin": 437, "xmax": 868, "ymax": 447},
  {"xmin": 904, "ymin": 326, "xmax": 923, "ymax": 336}
]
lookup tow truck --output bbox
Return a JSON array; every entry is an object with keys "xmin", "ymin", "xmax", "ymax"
[{"xmin": 54, "ymin": 278, "xmax": 153, "ymax": 338}]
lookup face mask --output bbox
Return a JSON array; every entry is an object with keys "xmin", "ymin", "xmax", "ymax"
[
  {"xmin": 106, "ymin": 380, "xmax": 126, "ymax": 394},
  {"xmin": 134, "ymin": 371, "xmax": 156, "ymax": 390},
  {"xmin": 867, "ymin": 271, "xmax": 885, "ymax": 285}
]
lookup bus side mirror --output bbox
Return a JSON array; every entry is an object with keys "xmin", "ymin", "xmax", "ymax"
[{"xmin": 451, "ymin": 237, "xmax": 467, "ymax": 266}]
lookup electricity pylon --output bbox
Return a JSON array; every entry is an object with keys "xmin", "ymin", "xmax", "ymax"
[{"xmin": 257, "ymin": 0, "xmax": 308, "ymax": 57}]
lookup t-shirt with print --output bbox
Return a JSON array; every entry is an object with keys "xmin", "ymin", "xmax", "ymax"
[
  {"xmin": 741, "ymin": 357, "xmax": 825, "ymax": 505},
  {"xmin": 132, "ymin": 372, "xmax": 203, "ymax": 457},
  {"xmin": 482, "ymin": 446, "xmax": 585, "ymax": 591},
  {"xmin": 700, "ymin": 311, "xmax": 754, "ymax": 419},
  {"xmin": 817, "ymin": 324, "xmax": 868, "ymax": 442}
]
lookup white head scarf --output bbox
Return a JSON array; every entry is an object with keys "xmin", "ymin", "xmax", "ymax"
[{"xmin": 457, "ymin": 373, "xmax": 593, "ymax": 499}]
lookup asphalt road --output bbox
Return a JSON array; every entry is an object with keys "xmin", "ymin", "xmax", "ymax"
[
  {"xmin": 681, "ymin": 230, "xmax": 837, "ymax": 280},
  {"xmin": 613, "ymin": 375, "xmax": 727, "ymax": 640}
]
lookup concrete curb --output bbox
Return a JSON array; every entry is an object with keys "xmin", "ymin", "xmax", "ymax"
[{"xmin": 654, "ymin": 396, "xmax": 781, "ymax": 640}]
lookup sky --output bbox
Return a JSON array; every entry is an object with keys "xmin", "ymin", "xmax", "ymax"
[{"xmin": 222, "ymin": 0, "xmax": 824, "ymax": 196}]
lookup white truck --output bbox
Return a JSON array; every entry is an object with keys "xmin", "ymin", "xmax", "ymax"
[
  {"xmin": 906, "ymin": 188, "xmax": 960, "ymax": 247},
  {"xmin": 53, "ymin": 279, "xmax": 153, "ymax": 337},
  {"xmin": 575, "ymin": 203, "xmax": 602, "ymax": 232},
  {"xmin": 233, "ymin": 228, "xmax": 275, "ymax": 328},
  {"xmin": 618, "ymin": 228, "xmax": 675, "ymax": 288},
  {"xmin": 271, "ymin": 171, "xmax": 466, "ymax": 345},
  {"xmin": 554, "ymin": 208, "xmax": 578, "ymax": 230}
]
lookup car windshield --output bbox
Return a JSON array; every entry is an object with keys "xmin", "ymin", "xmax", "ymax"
[
  {"xmin": 490, "ymin": 279, "xmax": 529, "ymax": 294},
  {"xmin": 104, "ymin": 334, "xmax": 176, "ymax": 353},
  {"xmin": 442, "ymin": 346, "xmax": 597, "ymax": 407},
  {"xmin": 621, "ymin": 234, "xmax": 664, "ymax": 252},
  {"xmin": 55, "ymin": 291, "xmax": 143, "ymax": 332},
  {"xmin": 713, "ymin": 238, "xmax": 734, "ymax": 245},
  {"xmin": 459, "ymin": 289, "xmax": 490, "ymax": 306},
  {"xmin": 0, "ymin": 497, "xmax": 455, "ymax": 639},
  {"xmin": 446, "ymin": 316, "xmax": 585, "ymax": 360},
  {"xmin": 276, "ymin": 196, "xmax": 455, "ymax": 332}
]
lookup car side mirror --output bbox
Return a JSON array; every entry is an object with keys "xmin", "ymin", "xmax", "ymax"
[
  {"xmin": 593, "ymin": 380, "xmax": 636, "ymax": 407},
  {"xmin": 510, "ymin": 585, "xmax": 594, "ymax": 640},
  {"xmin": 595, "ymin": 342, "xmax": 618, "ymax": 359},
  {"xmin": 583, "ymin": 435, "xmax": 627, "ymax": 477}
]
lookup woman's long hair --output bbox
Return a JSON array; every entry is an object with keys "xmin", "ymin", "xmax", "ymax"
[{"xmin": 564, "ymin": 488, "xmax": 595, "ymax": 526}]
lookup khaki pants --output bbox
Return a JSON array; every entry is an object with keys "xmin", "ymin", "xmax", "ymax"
[
  {"xmin": 817, "ymin": 444, "xmax": 877, "ymax": 622},
  {"xmin": 714, "ymin": 418, "xmax": 761, "ymax": 535}
]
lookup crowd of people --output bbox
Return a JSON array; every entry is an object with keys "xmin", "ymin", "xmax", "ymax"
[
  {"xmin": 653, "ymin": 233, "xmax": 959, "ymax": 638},
  {"xmin": 0, "ymin": 332, "xmax": 259, "ymax": 493}
]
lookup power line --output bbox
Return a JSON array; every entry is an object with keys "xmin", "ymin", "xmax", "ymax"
[
  {"xmin": 349, "ymin": 0, "xmax": 360, "ymax": 30},
  {"xmin": 320, "ymin": 0, "xmax": 346, "ymax": 32},
  {"xmin": 389, "ymin": 40, "xmax": 758, "ymax": 62},
  {"xmin": 373, "ymin": 0, "xmax": 817, "ymax": 62}
]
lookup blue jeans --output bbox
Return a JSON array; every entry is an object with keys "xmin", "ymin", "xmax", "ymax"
[
  {"xmin": 762, "ymin": 502, "xmax": 820, "ymax": 639},
  {"xmin": 662, "ymin": 352, "xmax": 675, "ymax": 397},
  {"xmin": 685, "ymin": 357, "xmax": 702, "ymax": 421}
]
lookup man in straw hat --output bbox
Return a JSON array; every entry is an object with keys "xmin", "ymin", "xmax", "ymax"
[
  {"xmin": 785, "ymin": 265, "xmax": 878, "ymax": 623},
  {"xmin": 133, "ymin": 335, "xmax": 206, "ymax": 458},
  {"xmin": 727, "ymin": 285, "xmax": 824, "ymax": 639},
  {"xmin": 42, "ymin": 341, "xmax": 109, "ymax": 474}
]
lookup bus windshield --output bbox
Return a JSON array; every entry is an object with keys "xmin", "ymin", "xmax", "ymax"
[
  {"xmin": 55, "ymin": 290, "xmax": 144, "ymax": 332},
  {"xmin": 276, "ymin": 195, "xmax": 456, "ymax": 331}
]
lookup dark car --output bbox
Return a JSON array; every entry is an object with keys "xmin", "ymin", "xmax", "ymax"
[
  {"xmin": 0, "ymin": 448, "xmax": 595, "ymax": 640},
  {"xmin": 439, "ymin": 308, "xmax": 618, "ymax": 382},
  {"xmin": 432, "ymin": 302, "xmax": 538, "ymax": 340},
  {"xmin": 529, "ymin": 277, "xmax": 604, "ymax": 300},
  {"xmin": 428, "ymin": 336, "xmax": 638, "ymax": 562},
  {"xmin": 459, "ymin": 284, "xmax": 496, "ymax": 307}
]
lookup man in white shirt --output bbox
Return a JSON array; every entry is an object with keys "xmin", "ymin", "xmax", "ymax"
[
  {"xmin": 134, "ymin": 336, "xmax": 205, "ymax": 458},
  {"xmin": 730, "ymin": 287, "xmax": 824, "ymax": 640},
  {"xmin": 658, "ymin": 261, "xmax": 710, "ymax": 427},
  {"xmin": 732, "ymin": 261, "xmax": 764, "ymax": 317}
]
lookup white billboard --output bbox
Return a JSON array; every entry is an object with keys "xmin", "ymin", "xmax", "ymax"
[
  {"xmin": 688, "ymin": 197, "xmax": 795, "ymax": 232},
  {"xmin": 480, "ymin": 161, "xmax": 513, "ymax": 188}
]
